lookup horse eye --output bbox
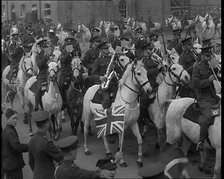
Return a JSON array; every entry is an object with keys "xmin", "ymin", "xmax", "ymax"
[
  {"xmin": 137, "ymin": 72, "xmax": 141, "ymax": 76},
  {"xmin": 172, "ymin": 67, "xmax": 176, "ymax": 71},
  {"xmin": 120, "ymin": 59, "xmax": 124, "ymax": 62}
]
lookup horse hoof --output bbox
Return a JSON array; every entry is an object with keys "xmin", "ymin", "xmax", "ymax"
[
  {"xmin": 105, "ymin": 152, "xmax": 112, "ymax": 157},
  {"xmin": 137, "ymin": 161, "xmax": 143, "ymax": 167},
  {"xmin": 85, "ymin": 151, "xmax": 92, "ymax": 156},
  {"xmin": 61, "ymin": 118, "xmax": 66, "ymax": 123},
  {"xmin": 119, "ymin": 162, "xmax": 128, "ymax": 168}
]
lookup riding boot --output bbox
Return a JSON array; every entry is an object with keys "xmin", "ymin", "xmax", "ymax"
[
  {"xmin": 102, "ymin": 91, "xmax": 111, "ymax": 109},
  {"xmin": 34, "ymin": 90, "xmax": 41, "ymax": 111},
  {"xmin": 196, "ymin": 120, "xmax": 210, "ymax": 151}
]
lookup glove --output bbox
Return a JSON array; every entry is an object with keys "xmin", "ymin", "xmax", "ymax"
[{"xmin": 208, "ymin": 75, "xmax": 216, "ymax": 82}]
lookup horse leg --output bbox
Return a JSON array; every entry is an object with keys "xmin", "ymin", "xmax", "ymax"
[
  {"xmin": 83, "ymin": 109, "xmax": 92, "ymax": 155},
  {"xmin": 67, "ymin": 107, "xmax": 76, "ymax": 135},
  {"xmin": 102, "ymin": 135, "xmax": 111, "ymax": 156},
  {"xmin": 50, "ymin": 114, "xmax": 56, "ymax": 139},
  {"xmin": 130, "ymin": 122, "xmax": 143, "ymax": 167},
  {"xmin": 198, "ymin": 148, "xmax": 207, "ymax": 173},
  {"xmin": 179, "ymin": 134, "xmax": 192, "ymax": 156},
  {"xmin": 213, "ymin": 148, "xmax": 221, "ymax": 179},
  {"xmin": 54, "ymin": 112, "xmax": 62, "ymax": 140},
  {"xmin": 157, "ymin": 127, "xmax": 167, "ymax": 150},
  {"xmin": 17, "ymin": 86, "xmax": 25, "ymax": 110}
]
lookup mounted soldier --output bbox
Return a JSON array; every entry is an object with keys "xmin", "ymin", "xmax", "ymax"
[
  {"xmin": 120, "ymin": 33, "xmax": 136, "ymax": 61},
  {"xmin": 34, "ymin": 39, "xmax": 50, "ymax": 111},
  {"xmin": 21, "ymin": 24, "xmax": 36, "ymax": 53},
  {"xmin": 58, "ymin": 37, "xmax": 81, "ymax": 108},
  {"xmin": 192, "ymin": 45, "xmax": 220, "ymax": 151},
  {"xmin": 67, "ymin": 29, "xmax": 81, "ymax": 58},
  {"xmin": 149, "ymin": 32, "xmax": 163, "ymax": 58},
  {"xmin": 91, "ymin": 41, "xmax": 122, "ymax": 109},
  {"xmin": 47, "ymin": 28, "xmax": 59, "ymax": 48},
  {"xmin": 178, "ymin": 36, "xmax": 197, "ymax": 98},
  {"xmin": 107, "ymin": 24, "xmax": 121, "ymax": 49},
  {"xmin": 167, "ymin": 29, "xmax": 183, "ymax": 55},
  {"xmin": 8, "ymin": 27, "xmax": 24, "ymax": 84}
]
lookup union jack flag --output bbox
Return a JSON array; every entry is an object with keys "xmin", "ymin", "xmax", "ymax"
[{"xmin": 94, "ymin": 105, "xmax": 125, "ymax": 138}]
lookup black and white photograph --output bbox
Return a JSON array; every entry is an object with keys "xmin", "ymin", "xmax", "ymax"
[{"xmin": 1, "ymin": 0, "xmax": 221, "ymax": 178}]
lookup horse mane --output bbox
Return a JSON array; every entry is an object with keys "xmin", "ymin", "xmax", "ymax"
[
  {"xmin": 19, "ymin": 56, "xmax": 24, "ymax": 69},
  {"xmin": 119, "ymin": 61, "xmax": 133, "ymax": 87}
]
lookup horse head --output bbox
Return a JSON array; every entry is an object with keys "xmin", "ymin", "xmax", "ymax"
[
  {"xmin": 48, "ymin": 62, "xmax": 59, "ymax": 81},
  {"xmin": 166, "ymin": 48, "xmax": 179, "ymax": 64},
  {"xmin": 52, "ymin": 46, "xmax": 61, "ymax": 62},
  {"xmin": 117, "ymin": 55, "xmax": 131, "ymax": 71},
  {"xmin": 167, "ymin": 63, "xmax": 190, "ymax": 85},
  {"xmin": 20, "ymin": 54, "xmax": 34, "ymax": 77},
  {"xmin": 193, "ymin": 42, "xmax": 202, "ymax": 54},
  {"xmin": 71, "ymin": 57, "xmax": 83, "ymax": 81},
  {"xmin": 119, "ymin": 60, "xmax": 152, "ymax": 94}
]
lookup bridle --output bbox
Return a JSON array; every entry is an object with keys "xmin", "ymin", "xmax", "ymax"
[
  {"xmin": 164, "ymin": 64, "xmax": 185, "ymax": 86},
  {"xmin": 49, "ymin": 68, "xmax": 58, "ymax": 81},
  {"xmin": 21, "ymin": 56, "xmax": 33, "ymax": 77},
  {"xmin": 120, "ymin": 63, "xmax": 150, "ymax": 104},
  {"xmin": 71, "ymin": 67, "xmax": 84, "ymax": 92}
]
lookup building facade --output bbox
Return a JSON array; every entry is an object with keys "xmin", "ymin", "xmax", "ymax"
[{"xmin": 1, "ymin": 0, "xmax": 221, "ymax": 26}]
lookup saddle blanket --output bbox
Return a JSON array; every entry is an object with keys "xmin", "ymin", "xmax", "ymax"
[
  {"xmin": 29, "ymin": 81, "xmax": 38, "ymax": 93},
  {"xmin": 91, "ymin": 89, "xmax": 103, "ymax": 104},
  {"xmin": 183, "ymin": 102, "xmax": 215, "ymax": 125},
  {"xmin": 94, "ymin": 105, "xmax": 125, "ymax": 139}
]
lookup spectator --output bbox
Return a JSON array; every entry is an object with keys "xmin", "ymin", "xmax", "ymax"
[
  {"xmin": 2, "ymin": 108, "xmax": 28, "ymax": 179},
  {"xmin": 28, "ymin": 111, "xmax": 64, "ymax": 179}
]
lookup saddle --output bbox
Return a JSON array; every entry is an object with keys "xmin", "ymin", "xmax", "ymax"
[
  {"xmin": 183, "ymin": 98, "xmax": 221, "ymax": 126},
  {"xmin": 6, "ymin": 68, "xmax": 19, "ymax": 81},
  {"xmin": 29, "ymin": 81, "xmax": 48, "ymax": 94}
]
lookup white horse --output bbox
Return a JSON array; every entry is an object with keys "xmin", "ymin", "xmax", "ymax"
[
  {"xmin": 24, "ymin": 62, "xmax": 63, "ymax": 140},
  {"xmin": 82, "ymin": 60, "xmax": 152, "ymax": 167},
  {"xmin": 30, "ymin": 41, "xmax": 40, "ymax": 75},
  {"xmin": 165, "ymin": 97, "xmax": 221, "ymax": 179},
  {"xmin": 2, "ymin": 53, "xmax": 34, "ymax": 109},
  {"xmin": 165, "ymin": 15, "xmax": 182, "ymax": 30},
  {"xmin": 148, "ymin": 64, "xmax": 190, "ymax": 147}
]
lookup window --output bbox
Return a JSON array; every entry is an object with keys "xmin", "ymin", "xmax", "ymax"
[
  {"xmin": 119, "ymin": 0, "xmax": 126, "ymax": 18},
  {"xmin": 44, "ymin": 3, "xmax": 51, "ymax": 17},
  {"xmin": 21, "ymin": 4, "xmax": 26, "ymax": 17}
]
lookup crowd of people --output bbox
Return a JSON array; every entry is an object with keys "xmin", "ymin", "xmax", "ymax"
[{"xmin": 1, "ymin": 15, "xmax": 221, "ymax": 178}]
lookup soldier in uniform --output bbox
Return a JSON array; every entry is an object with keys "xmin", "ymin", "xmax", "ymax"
[
  {"xmin": 58, "ymin": 37, "xmax": 80, "ymax": 108},
  {"xmin": 8, "ymin": 27, "xmax": 24, "ymax": 84},
  {"xmin": 21, "ymin": 24, "xmax": 35, "ymax": 53},
  {"xmin": 107, "ymin": 24, "xmax": 121, "ymax": 50},
  {"xmin": 149, "ymin": 32, "xmax": 163, "ymax": 58},
  {"xmin": 55, "ymin": 135, "xmax": 117, "ymax": 179},
  {"xmin": 48, "ymin": 28, "xmax": 59, "ymax": 47},
  {"xmin": 83, "ymin": 36, "xmax": 102, "ymax": 73},
  {"xmin": 137, "ymin": 38, "xmax": 163, "ymax": 98},
  {"xmin": 67, "ymin": 30, "xmax": 82, "ymax": 58},
  {"xmin": 91, "ymin": 42, "xmax": 122, "ymax": 109},
  {"xmin": 192, "ymin": 46, "xmax": 219, "ymax": 151},
  {"xmin": 167, "ymin": 29, "xmax": 182, "ymax": 55},
  {"xmin": 34, "ymin": 39, "xmax": 50, "ymax": 111},
  {"xmin": 28, "ymin": 111, "xmax": 64, "ymax": 179},
  {"xmin": 178, "ymin": 36, "xmax": 197, "ymax": 98},
  {"xmin": 120, "ymin": 33, "xmax": 136, "ymax": 61}
]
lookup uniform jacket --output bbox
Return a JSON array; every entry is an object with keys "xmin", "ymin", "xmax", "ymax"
[
  {"xmin": 59, "ymin": 50, "xmax": 73, "ymax": 82},
  {"xmin": 2, "ymin": 124, "xmax": 28, "ymax": 171},
  {"xmin": 142, "ymin": 55, "xmax": 160, "ymax": 88},
  {"xmin": 21, "ymin": 33, "xmax": 35, "ymax": 49},
  {"xmin": 179, "ymin": 49, "xmax": 195, "ymax": 76},
  {"xmin": 55, "ymin": 160, "xmax": 100, "ymax": 179},
  {"xmin": 28, "ymin": 131, "xmax": 64, "ymax": 179},
  {"xmin": 8, "ymin": 41, "xmax": 24, "ymax": 65},
  {"xmin": 167, "ymin": 39, "xmax": 182, "ymax": 55},
  {"xmin": 92, "ymin": 55, "xmax": 122, "ymax": 83},
  {"xmin": 192, "ymin": 60, "xmax": 216, "ymax": 100},
  {"xmin": 49, "ymin": 35, "xmax": 59, "ymax": 47},
  {"xmin": 83, "ymin": 48, "xmax": 100, "ymax": 71}
]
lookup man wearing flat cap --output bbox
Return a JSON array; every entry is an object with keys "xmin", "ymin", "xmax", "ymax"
[
  {"xmin": 178, "ymin": 36, "xmax": 197, "ymax": 98},
  {"xmin": 34, "ymin": 39, "xmax": 50, "ymax": 111},
  {"xmin": 28, "ymin": 111, "xmax": 64, "ymax": 179},
  {"xmin": 2, "ymin": 108, "xmax": 28, "ymax": 179},
  {"xmin": 55, "ymin": 136, "xmax": 115, "ymax": 179},
  {"xmin": 91, "ymin": 41, "xmax": 122, "ymax": 109},
  {"xmin": 192, "ymin": 45, "xmax": 220, "ymax": 151},
  {"xmin": 58, "ymin": 37, "xmax": 81, "ymax": 108}
]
